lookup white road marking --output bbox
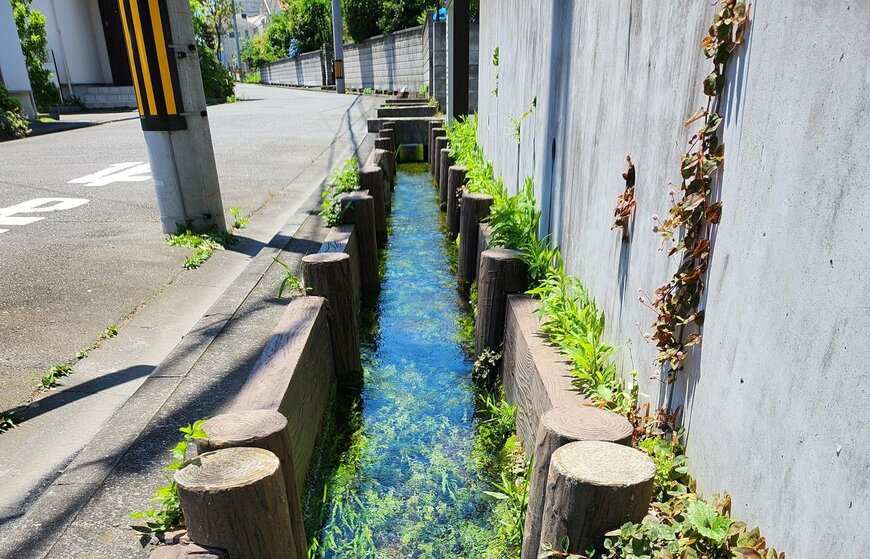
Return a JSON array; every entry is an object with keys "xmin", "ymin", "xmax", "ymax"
[
  {"xmin": 68, "ymin": 162, "xmax": 152, "ymax": 187},
  {"xmin": 0, "ymin": 198, "xmax": 89, "ymax": 234}
]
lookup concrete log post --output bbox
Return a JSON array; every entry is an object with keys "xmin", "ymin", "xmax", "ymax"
[
  {"xmin": 427, "ymin": 120, "xmax": 441, "ymax": 163},
  {"xmin": 475, "ymin": 248, "xmax": 528, "ymax": 358},
  {"xmin": 430, "ymin": 128, "xmax": 446, "ymax": 172},
  {"xmin": 375, "ymin": 135, "xmax": 394, "ymax": 155},
  {"xmin": 195, "ymin": 411, "xmax": 307, "ymax": 559},
  {"xmin": 175, "ymin": 447, "xmax": 295, "ymax": 559},
  {"xmin": 539, "ymin": 441, "xmax": 656, "ymax": 555},
  {"xmin": 458, "ymin": 192, "xmax": 494, "ymax": 288},
  {"xmin": 438, "ymin": 149, "xmax": 455, "ymax": 210},
  {"xmin": 341, "ymin": 192, "xmax": 379, "ymax": 295},
  {"xmin": 476, "ymin": 223, "xmax": 493, "ymax": 281},
  {"xmin": 301, "ymin": 252, "xmax": 362, "ymax": 383},
  {"xmin": 446, "ymin": 166, "xmax": 467, "ymax": 239},
  {"xmin": 359, "ymin": 164, "xmax": 388, "ymax": 244},
  {"xmin": 374, "ymin": 138, "xmax": 397, "ymax": 188},
  {"xmin": 380, "ymin": 127, "xmax": 396, "ymax": 148},
  {"xmin": 368, "ymin": 149, "xmax": 394, "ymax": 207},
  {"xmin": 521, "ymin": 408, "xmax": 634, "ymax": 559},
  {"xmin": 433, "ymin": 136, "xmax": 448, "ymax": 186}
]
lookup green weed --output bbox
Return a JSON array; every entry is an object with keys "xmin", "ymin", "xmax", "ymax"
[
  {"xmin": 166, "ymin": 228, "xmax": 235, "ymax": 269},
  {"xmin": 41, "ymin": 363, "xmax": 74, "ymax": 389},
  {"xmin": 100, "ymin": 325, "xmax": 118, "ymax": 339},
  {"xmin": 0, "ymin": 410, "xmax": 18, "ymax": 433},
  {"xmin": 229, "ymin": 207, "xmax": 249, "ymax": 229},
  {"xmin": 319, "ymin": 158, "xmax": 360, "ymax": 226},
  {"xmin": 76, "ymin": 349, "xmax": 89, "ymax": 359},
  {"xmin": 273, "ymin": 257, "xmax": 307, "ymax": 299},
  {"xmin": 130, "ymin": 420, "xmax": 209, "ymax": 536}
]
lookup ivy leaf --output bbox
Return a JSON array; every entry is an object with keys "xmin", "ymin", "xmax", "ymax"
[
  {"xmin": 706, "ymin": 202, "xmax": 723, "ymax": 223},
  {"xmin": 684, "ymin": 333, "xmax": 702, "ymax": 347},
  {"xmin": 703, "ymin": 72, "xmax": 725, "ymax": 96}
]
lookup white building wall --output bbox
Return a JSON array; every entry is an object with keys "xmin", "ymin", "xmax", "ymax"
[{"xmin": 34, "ymin": 0, "xmax": 112, "ymax": 88}]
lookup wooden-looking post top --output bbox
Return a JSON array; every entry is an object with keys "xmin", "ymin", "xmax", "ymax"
[
  {"xmin": 201, "ymin": 410, "xmax": 287, "ymax": 447},
  {"xmin": 176, "ymin": 447, "xmax": 281, "ymax": 491},
  {"xmin": 552, "ymin": 440, "xmax": 655, "ymax": 487},
  {"xmin": 540, "ymin": 406, "xmax": 634, "ymax": 445}
]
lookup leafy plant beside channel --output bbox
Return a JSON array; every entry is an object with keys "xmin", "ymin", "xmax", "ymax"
[
  {"xmin": 130, "ymin": 420, "xmax": 208, "ymax": 536},
  {"xmin": 319, "ymin": 157, "xmax": 360, "ymax": 226},
  {"xmin": 273, "ymin": 257, "xmax": 308, "ymax": 299},
  {"xmin": 165, "ymin": 228, "xmax": 235, "ymax": 270},
  {"xmin": 101, "ymin": 325, "xmax": 119, "ymax": 339},
  {"xmin": 0, "ymin": 410, "xmax": 19, "ymax": 433},
  {"xmin": 229, "ymin": 207, "xmax": 249, "ymax": 229},
  {"xmin": 41, "ymin": 363, "xmax": 74, "ymax": 389}
]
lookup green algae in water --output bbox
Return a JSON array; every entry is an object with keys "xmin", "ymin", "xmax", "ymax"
[{"xmin": 313, "ymin": 165, "xmax": 497, "ymax": 559}]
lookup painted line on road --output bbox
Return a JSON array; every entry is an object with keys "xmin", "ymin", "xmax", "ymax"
[
  {"xmin": 0, "ymin": 198, "xmax": 90, "ymax": 235},
  {"xmin": 68, "ymin": 162, "xmax": 152, "ymax": 187}
]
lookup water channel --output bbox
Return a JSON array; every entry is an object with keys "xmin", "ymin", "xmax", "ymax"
[{"xmin": 314, "ymin": 164, "xmax": 496, "ymax": 558}]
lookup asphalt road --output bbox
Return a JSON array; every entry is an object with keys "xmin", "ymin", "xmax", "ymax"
[{"xmin": 0, "ymin": 84, "xmax": 377, "ymax": 412}]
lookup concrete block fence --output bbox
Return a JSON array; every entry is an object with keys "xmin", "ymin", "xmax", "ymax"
[{"xmin": 259, "ymin": 20, "xmax": 479, "ymax": 111}]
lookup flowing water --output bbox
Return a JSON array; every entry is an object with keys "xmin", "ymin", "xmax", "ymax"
[{"xmin": 315, "ymin": 165, "xmax": 493, "ymax": 558}]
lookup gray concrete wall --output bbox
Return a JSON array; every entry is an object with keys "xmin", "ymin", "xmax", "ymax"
[
  {"xmin": 261, "ymin": 50, "xmax": 324, "ymax": 87},
  {"xmin": 343, "ymin": 25, "xmax": 424, "ymax": 92},
  {"xmin": 259, "ymin": 20, "xmax": 479, "ymax": 111},
  {"xmin": 477, "ymin": 1, "xmax": 870, "ymax": 557}
]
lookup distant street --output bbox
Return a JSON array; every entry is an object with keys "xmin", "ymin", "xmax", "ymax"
[{"xmin": 0, "ymin": 84, "xmax": 377, "ymax": 412}]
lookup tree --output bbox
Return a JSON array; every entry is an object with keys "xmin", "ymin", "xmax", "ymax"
[
  {"xmin": 241, "ymin": 33, "xmax": 279, "ymax": 70},
  {"xmin": 343, "ymin": 0, "xmax": 383, "ymax": 43},
  {"xmin": 11, "ymin": 0, "xmax": 59, "ymax": 111},
  {"xmin": 189, "ymin": 0, "xmax": 236, "ymax": 60},
  {"xmin": 276, "ymin": 0, "xmax": 331, "ymax": 54},
  {"xmin": 377, "ymin": 0, "xmax": 438, "ymax": 35}
]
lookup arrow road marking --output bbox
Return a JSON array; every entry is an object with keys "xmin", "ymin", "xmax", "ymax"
[
  {"xmin": 68, "ymin": 162, "xmax": 152, "ymax": 187},
  {"xmin": 0, "ymin": 198, "xmax": 90, "ymax": 235}
]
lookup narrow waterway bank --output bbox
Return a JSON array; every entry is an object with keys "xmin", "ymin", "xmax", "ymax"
[{"xmin": 311, "ymin": 164, "xmax": 499, "ymax": 558}]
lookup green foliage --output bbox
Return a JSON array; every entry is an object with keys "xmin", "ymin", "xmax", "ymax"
[
  {"xmin": 267, "ymin": 0, "xmax": 332, "ymax": 55},
  {"xmin": 638, "ymin": 435, "xmax": 692, "ymax": 503},
  {"xmin": 11, "ymin": 0, "xmax": 60, "ymax": 111},
  {"xmin": 166, "ymin": 228, "xmax": 235, "ymax": 269},
  {"xmin": 0, "ymin": 83, "xmax": 30, "ymax": 139},
  {"xmin": 362, "ymin": 87, "xmax": 375, "ymax": 95},
  {"xmin": 241, "ymin": 32, "xmax": 279, "ymax": 69},
  {"xmin": 40, "ymin": 363, "xmax": 74, "ymax": 389},
  {"xmin": 197, "ymin": 44, "xmax": 235, "ymax": 101},
  {"xmin": 229, "ymin": 207, "xmax": 249, "ymax": 229},
  {"xmin": 273, "ymin": 257, "xmax": 307, "ymax": 299},
  {"xmin": 76, "ymin": 349, "xmax": 89, "ymax": 359},
  {"xmin": 343, "ymin": 0, "xmax": 384, "ymax": 42},
  {"xmin": 0, "ymin": 410, "xmax": 17, "ymax": 433},
  {"xmin": 100, "ymin": 325, "xmax": 119, "ymax": 339},
  {"xmin": 131, "ymin": 420, "xmax": 209, "ymax": 536},
  {"xmin": 319, "ymin": 157, "xmax": 360, "ymax": 226},
  {"xmin": 242, "ymin": 70, "xmax": 261, "ymax": 83},
  {"xmin": 378, "ymin": 0, "xmax": 439, "ymax": 34}
]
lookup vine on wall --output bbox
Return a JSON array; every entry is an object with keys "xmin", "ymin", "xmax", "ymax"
[
  {"xmin": 612, "ymin": 155, "xmax": 637, "ymax": 242},
  {"xmin": 640, "ymin": 0, "xmax": 749, "ymax": 376}
]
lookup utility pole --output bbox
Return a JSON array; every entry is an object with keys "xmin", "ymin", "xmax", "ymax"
[
  {"xmin": 117, "ymin": 0, "xmax": 226, "ymax": 234},
  {"xmin": 330, "ymin": 0, "xmax": 345, "ymax": 94},
  {"xmin": 231, "ymin": 0, "xmax": 242, "ymax": 74},
  {"xmin": 445, "ymin": 0, "xmax": 469, "ymax": 124}
]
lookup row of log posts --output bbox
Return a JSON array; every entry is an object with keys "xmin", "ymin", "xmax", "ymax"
[
  {"xmin": 169, "ymin": 132, "xmax": 402, "ymax": 558},
  {"xmin": 424, "ymin": 132, "xmax": 658, "ymax": 558}
]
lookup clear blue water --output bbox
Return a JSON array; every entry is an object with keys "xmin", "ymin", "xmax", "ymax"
[{"xmin": 317, "ymin": 165, "xmax": 490, "ymax": 559}]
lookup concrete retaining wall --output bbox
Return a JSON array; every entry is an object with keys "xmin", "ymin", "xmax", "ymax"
[
  {"xmin": 476, "ymin": 1, "xmax": 870, "ymax": 556},
  {"xmin": 261, "ymin": 50, "xmax": 323, "ymax": 88},
  {"xmin": 259, "ymin": 20, "xmax": 479, "ymax": 111}
]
